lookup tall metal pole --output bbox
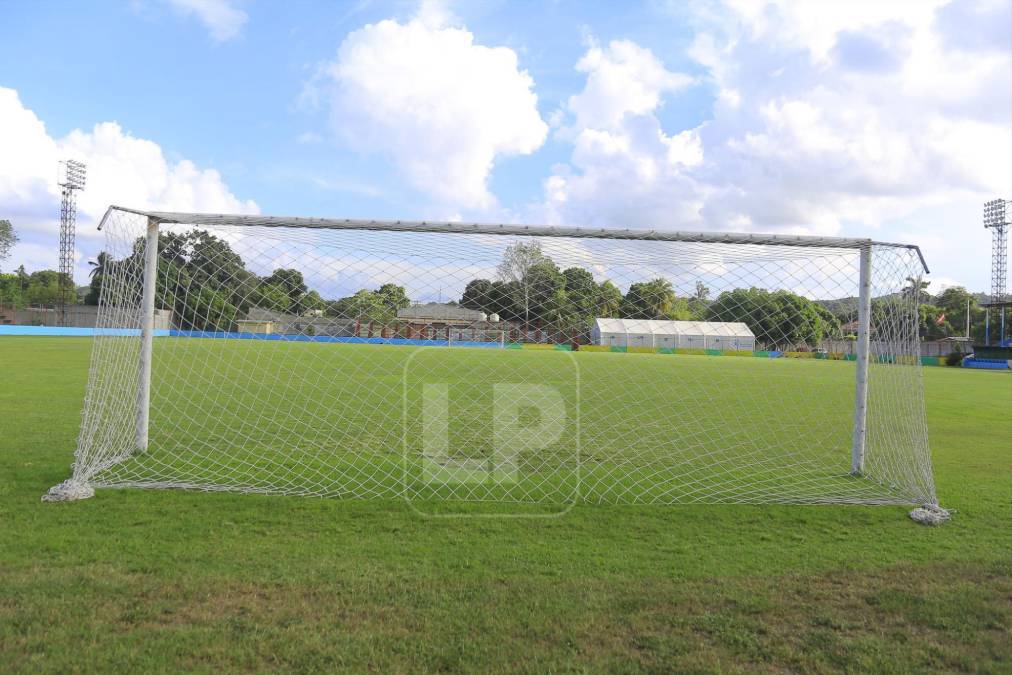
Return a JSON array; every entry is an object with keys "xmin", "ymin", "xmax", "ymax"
[
  {"xmin": 851, "ymin": 245, "xmax": 873, "ymax": 475},
  {"xmin": 57, "ymin": 160, "xmax": 85, "ymax": 327},
  {"xmin": 984, "ymin": 199, "xmax": 1009, "ymax": 346},
  {"xmin": 58, "ymin": 189, "xmax": 76, "ymax": 325},
  {"xmin": 136, "ymin": 217, "xmax": 159, "ymax": 452}
]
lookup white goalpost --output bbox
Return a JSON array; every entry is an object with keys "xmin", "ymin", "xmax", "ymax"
[{"xmin": 44, "ymin": 206, "xmax": 947, "ymax": 521}]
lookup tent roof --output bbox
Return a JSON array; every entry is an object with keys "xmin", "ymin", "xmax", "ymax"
[{"xmin": 593, "ymin": 318, "xmax": 755, "ymax": 338}]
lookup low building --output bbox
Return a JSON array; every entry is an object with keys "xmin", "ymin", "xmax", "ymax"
[
  {"xmin": 591, "ymin": 318, "xmax": 756, "ymax": 351},
  {"xmin": 397, "ymin": 303, "xmax": 486, "ymax": 325},
  {"xmin": 236, "ymin": 319, "xmax": 274, "ymax": 334},
  {"xmin": 397, "ymin": 303, "xmax": 490, "ymax": 340}
]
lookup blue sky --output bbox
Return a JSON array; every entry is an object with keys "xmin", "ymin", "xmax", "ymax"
[{"xmin": 1, "ymin": 0, "xmax": 1009, "ymax": 292}]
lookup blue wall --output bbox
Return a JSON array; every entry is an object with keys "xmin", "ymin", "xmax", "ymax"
[
  {"xmin": 0, "ymin": 326, "xmax": 172, "ymax": 337},
  {"xmin": 0, "ymin": 326, "xmax": 501, "ymax": 348},
  {"xmin": 167, "ymin": 329, "xmax": 504, "ymax": 348}
]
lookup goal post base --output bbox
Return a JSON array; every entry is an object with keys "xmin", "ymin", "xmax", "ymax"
[
  {"xmin": 908, "ymin": 503, "xmax": 951, "ymax": 525},
  {"xmin": 41, "ymin": 480, "xmax": 95, "ymax": 502}
]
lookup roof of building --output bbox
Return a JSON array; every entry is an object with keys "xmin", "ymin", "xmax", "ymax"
[
  {"xmin": 397, "ymin": 303, "xmax": 486, "ymax": 322},
  {"xmin": 247, "ymin": 307, "xmax": 293, "ymax": 322},
  {"xmin": 592, "ymin": 318, "xmax": 755, "ymax": 338}
]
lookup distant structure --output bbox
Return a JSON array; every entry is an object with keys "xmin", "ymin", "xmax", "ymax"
[
  {"xmin": 591, "ymin": 318, "xmax": 756, "ymax": 351},
  {"xmin": 983, "ymin": 198, "xmax": 1010, "ymax": 345},
  {"xmin": 396, "ymin": 303, "xmax": 488, "ymax": 340},
  {"xmin": 57, "ymin": 160, "xmax": 86, "ymax": 326}
]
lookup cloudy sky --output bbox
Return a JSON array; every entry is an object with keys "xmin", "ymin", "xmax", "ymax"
[{"xmin": 0, "ymin": 0, "xmax": 1009, "ymax": 291}]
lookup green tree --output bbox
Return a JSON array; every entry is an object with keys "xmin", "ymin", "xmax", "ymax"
[
  {"xmin": 902, "ymin": 276, "xmax": 931, "ymax": 302},
  {"xmin": 0, "ymin": 219, "xmax": 17, "ymax": 271},
  {"xmin": 180, "ymin": 287, "xmax": 238, "ymax": 332},
  {"xmin": 498, "ymin": 241, "xmax": 548, "ymax": 326},
  {"xmin": 707, "ymin": 287, "xmax": 834, "ymax": 348},
  {"xmin": 524, "ymin": 259, "xmax": 566, "ymax": 325},
  {"xmin": 689, "ymin": 281, "xmax": 711, "ymax": 319},
  {"xmin": 152, "ymin": 258, "xmax": 189, "ymax": 314},
  {"xmin": 813, "ymin": 303, "xmax": 842, "ymax": 340},
  {"xmin": 296, "ymin": 290, "xmax": 324, "ymax": 315},
  {"xmin": 264, "ymin": 268, "xmax": 308, "ymax": 306},
  {"xmin": 185, "ymin": 231, "xmax": 247, "ymax": 288},
  {"xmin": 562, "ymin": 267, "xmax": 599, "ymax": 325},
  {"xmin": 620, "ymin": 279, "xmax": 689, "ymax": 319},
  {"xmin": 250, "ymin": 282, "xmax": 292, "ymax": 313},
  {"xmin": 918, "ymin": 303, "xmax": 954, "ymax": 341},
  {"xmin": 596, "ymin": 280, "xmax": 622, "ymax": 317},
  {"xmin": 84, "ymin": 252, "xmax": 113, "ymax": 305},
  {"xmin": 934, "ymin": 286, "xmax": 984, "ymax": 340},
  {"xmin": 24, "ymin": 270, "xmax": 71, "ymax": 306},
  {"xmin": 460, "ymin": 279, "xmax": 494, "ymax": 312},
  {"xmin": 0, "ymin": 272, "xmax": 24, "ymax": 307},
  {"xmin": 329, "ymin": 289, "xmax": 387, "ymax": 322},
  {"xmin": 375, "ymin": 283, "xmax": 410, "ymax": 316},
  {"xmin": 488, "ymin": 280, "xmax": 521, "ymax": 321}
]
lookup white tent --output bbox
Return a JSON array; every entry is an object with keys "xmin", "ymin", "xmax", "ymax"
[{"xmin": 591, "ymin": 318, "xmax": 756, "ymax": 351}]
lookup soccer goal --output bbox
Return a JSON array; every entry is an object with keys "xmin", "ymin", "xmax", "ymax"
[{"xmin": 45, "ymin": 206, "xmax": 944, "ymax": 518}]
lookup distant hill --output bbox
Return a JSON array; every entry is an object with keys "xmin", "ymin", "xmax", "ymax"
[
  {"xmin": 818, "ymin": 289, "xmax": 990, "ymax": 320},
  {"xmin": 818, "ymin": 296, "xmax": 858, "ymax": 319}
]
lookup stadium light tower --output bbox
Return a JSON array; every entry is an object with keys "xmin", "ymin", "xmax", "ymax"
[
  {"xmin": 57, "ymin": 159, "xmax": 86, "ymax": 326},
  {"xmin": 983, "ymin": 198, "xmax": 1010, "ymax": 345}
]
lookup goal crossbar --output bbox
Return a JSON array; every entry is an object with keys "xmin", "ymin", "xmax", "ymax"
[{"xmin": 104, "ymin": 206, "xmax": 929, "ymax": 272}]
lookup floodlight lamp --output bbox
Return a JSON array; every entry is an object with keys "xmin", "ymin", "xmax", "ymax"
[
  {"xmin": 58, "ymin": 159, "xmax": 87, "ymax": 190},
  {"xmin": 983, "ymin": 199, "xmax": 1007, "ymax": 229}
]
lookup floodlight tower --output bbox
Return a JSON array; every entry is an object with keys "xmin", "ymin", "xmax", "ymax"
[
  {"xmin": 983, "ymin": 198, "xmax": 1010, "ymax": 345},
  {"xmin": 57, "ymin": 159, "xmax": 86, "ymax": 326}
]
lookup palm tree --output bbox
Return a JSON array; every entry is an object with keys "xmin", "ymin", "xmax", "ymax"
[
  {"xmin": 88, "ymin": 252, "xmax": 111, "ymax": 279},
  {"xmin": 903, "ymin": 276, "xmax": 930, "ymax": 301}
]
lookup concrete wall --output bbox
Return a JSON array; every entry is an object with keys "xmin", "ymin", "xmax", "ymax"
[
  {"xmin": 819, "ymin": 339, "xmax": 970, "ymax": 357},
  {"xmin": 8, "ymin": 306, "xmax": 173, "ymax": 330}
]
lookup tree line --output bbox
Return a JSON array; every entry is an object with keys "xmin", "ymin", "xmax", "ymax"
[
  {"xmin": 0, "ymin": 267, "xmax": 77, "ymax": 308},
  {"xmin": 456, "ymin": 241, "xmax": 841, "ymax": 346},
  {"xmin": 3, "ymin": 226, "xmax": 993, "ymax": 346}
]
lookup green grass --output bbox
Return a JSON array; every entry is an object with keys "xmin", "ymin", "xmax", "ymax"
[
  {"xmin": 81, "ymin": 338, "xmax": 921, "ymax": 505},
  {"xmin": 1, "ymin": 337, "xmax": 1010, "ymax": 672}
]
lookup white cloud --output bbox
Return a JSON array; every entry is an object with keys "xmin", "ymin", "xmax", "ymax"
[
  {"xmin": 306, "ymin": 7, "xmax": 548, "ymax": 211},
  {"xmin": 0, "ymin": 87, "xmax": 257, "ymax": 279},
  {"xmin": 538, "ymin": 40, "xmax": 703, "ymax": 229},
  {"xmin": 719, "ymin": 0, "xmax": 947, "ymax": 63},
  {"xmin": 690, "ymin": 0, "xmax": 1010, "ymax": 235},
  {"xmin": 166, "ymin": 0, "xmax": 247, "ymax": 42},
  {"xmin": 564, "ymin": 39, "xmax": 694, "ymax": 132},
  {"xmin": 540, "ymin": 1, "xmax": 1011, "ymax": 288}
]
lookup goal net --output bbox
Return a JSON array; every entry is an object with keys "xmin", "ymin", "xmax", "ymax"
[{"xmin": 48, "ymin": 206, "xmax": 939, "ymax": 510}]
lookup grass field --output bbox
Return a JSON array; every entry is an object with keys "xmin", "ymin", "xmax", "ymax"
[
  {"xmin": 1, "ymin": 337, "xmax": 1010, "ymax": 672},
  {"xmin": 77, "ymin": 337, "xmax": 925, "ymax": 506}
]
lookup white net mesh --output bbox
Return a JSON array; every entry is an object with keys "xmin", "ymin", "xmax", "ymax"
[{"xmin": 58, "ymin": 207, "xmax": 937, "ymax": 507}]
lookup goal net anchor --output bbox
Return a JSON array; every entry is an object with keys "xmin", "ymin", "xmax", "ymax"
[
  {"xmin": 909, "ymin": 503, "xmax": 951, "ymax": 525},
  {"xmin": 43, "ymin": 207, "xmax": 946, "ymax": 519},
  {"xmin": 41, "ymin": 479, "xmax": 95, "ymax": 502}
]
